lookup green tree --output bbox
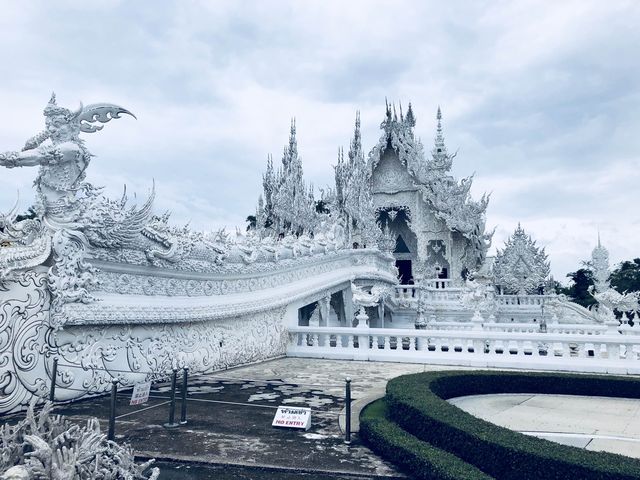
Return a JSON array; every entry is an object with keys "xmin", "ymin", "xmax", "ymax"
[
  {"xmin": 562, "ymin": 268, "xmax": 597, "ymax": 309},
  {"xmin": 245, "ymin": 215, "xmax": 257, "ymax": 231},
  {"xmin": 609, "ymin": 258, "xmax": 640, "ymax": 294},
  {"xmin": 315, "ymin": 199, "xmax": 329, "ymax": 214}
]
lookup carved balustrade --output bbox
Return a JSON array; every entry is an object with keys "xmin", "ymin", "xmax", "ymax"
[{"xmin": 287, "ymin": 325, "xmax": 640, "ymax": 374}]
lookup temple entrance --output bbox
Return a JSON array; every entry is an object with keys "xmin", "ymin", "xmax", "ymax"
[
  {"xmin": 377, "ymin": 207, "xmax": 417, "ymax": 286},
  {"xmin": 396, "ymin": 260, "xmax": 413, "ymax": 285}
]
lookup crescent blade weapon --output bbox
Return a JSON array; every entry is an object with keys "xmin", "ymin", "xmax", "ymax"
[{"xmin": 75, "ymin": 104, "xmax": 137, "ymax": 133}]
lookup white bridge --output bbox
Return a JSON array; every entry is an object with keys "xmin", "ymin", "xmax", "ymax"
[{"xmin": 0, "ymin": 248, "xmax": 396, "ymax": 414}]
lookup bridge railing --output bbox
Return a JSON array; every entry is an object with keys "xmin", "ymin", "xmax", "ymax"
[{"xmin": 287, "ymin": 325, "xmax": 640, "ymax": 374}]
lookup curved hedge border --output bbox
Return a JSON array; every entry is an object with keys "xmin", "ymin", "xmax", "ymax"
[
  {"xmin": 360, "ymin": 399, "xmax": 494, "ymax": 480},
  {"xmin": 384, "ymin": 371, "xmax": 640, "ymax": 480}
]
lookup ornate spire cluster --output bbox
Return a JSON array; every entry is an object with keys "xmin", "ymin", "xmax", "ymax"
[
  {"xmin": 420, "ymin": 107, "xmax": 491, "ymax": 268},
  {"xmin": 333, "ymin": 112, "xmax": 380, "ymax": 245},
  {"xmin": 257, "ymin": 120, "xmax": 317, "ymax": 235},
  {"xmin": 493, "ymin": 223, "xmax": 550, "ymax": 294},
  {"xmin": 369, "ymin": 100, "xmax": 425, "ymax": 178}
]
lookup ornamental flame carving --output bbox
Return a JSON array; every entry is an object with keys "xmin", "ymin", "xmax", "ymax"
[{"xmin": 493, "ymin": 223, "xmax": 550, "ymax": 294}]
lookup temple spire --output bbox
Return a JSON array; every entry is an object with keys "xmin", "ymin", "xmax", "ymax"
[
  {"xmin": 429, "ymin": 106, "xmax": 453, "ymax": 172},
  {"xmin": 405, "ymin": 102, "xmax": 416, "ymax": 127},
  {"xmin": 591, "ymin": 232, "xmax": 610, "ymax": 293},
  {"xmin": 348, "ymin": 111, "xmax": 362, "ymax": 165},
  {"xmin": 435, "ymin": 106, "xmax": 445, "ymax": 153}
]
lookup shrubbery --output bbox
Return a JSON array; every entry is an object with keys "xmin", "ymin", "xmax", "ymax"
[
  {"xmin": 383, "ymin": 371, "xmax": 640, "ymax": 479},
  {"xmin": 360, "ymin": 399, "xmax": 494, "ymax": 479}
]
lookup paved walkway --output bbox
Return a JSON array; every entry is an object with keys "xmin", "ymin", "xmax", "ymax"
[
  {"xmin": 450, "ymin": 393, "xmax": 640, "ymax": 458},
  {"xmin": 47, "ymin": 358, "xmax": 455, "ymax": 479},
  {"xmin": 10, "ymin": 357, "xmax": 640, "ymax": 478}
]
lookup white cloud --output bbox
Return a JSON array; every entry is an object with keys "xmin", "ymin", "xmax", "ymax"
[{"xmin": 0, "ymin": 0, "xmax": 638, "ymax": 280}]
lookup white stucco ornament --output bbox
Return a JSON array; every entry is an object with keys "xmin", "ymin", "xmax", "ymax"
[{"xmin": 493, "ymin": 223, "xmax": 550, "ymax": 294}]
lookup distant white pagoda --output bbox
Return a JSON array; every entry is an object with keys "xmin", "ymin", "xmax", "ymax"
[
  {"xmin": 493, "ymin": 224, "xmax": 550, "ymax": 295},
  {"xmin": 591, "ymin": 233, "xmax": 610, "ymax": 293}
]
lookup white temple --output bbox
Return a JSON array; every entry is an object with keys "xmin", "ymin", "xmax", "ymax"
[{"xmin": 1, "ymin": 94, "xmax": 639, "ymax": 415}]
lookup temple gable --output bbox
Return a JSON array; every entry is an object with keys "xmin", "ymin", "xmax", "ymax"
[{"xmin": 371, "ymin": 147, "xmax": 416, "ymax": 194}]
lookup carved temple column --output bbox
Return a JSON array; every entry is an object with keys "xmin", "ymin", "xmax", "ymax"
[
  {"xmin": 319, "ymin": 296, "xmax": 330, "ymax": 327},
  {"xmin": 343, "ymin": 288, "xmax": 354, "ymax": 327}
]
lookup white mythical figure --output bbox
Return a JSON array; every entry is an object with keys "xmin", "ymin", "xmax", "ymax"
[
  {"xmin": 590, "ymin": 285, "xmax": 640, "ymax": 323},
  {"xmin": 351, "ymin": 281, "xmax": 391, "ymax": 326},
  {"xmin": 460, "ymin": 273, "xmax": 495, "ymax": 328},
  {"xmin": 0, "ymin": 94, "xmax": 150, "ymax": 320}
]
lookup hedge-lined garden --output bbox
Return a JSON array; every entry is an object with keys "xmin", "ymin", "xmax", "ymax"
[
  {"xmin": 360, "ymin": 398, "xmax": 494, "ymax": 479},
  {"xmin": 360, "ymin": 371, "xmax": 640, "ymax": 479}
]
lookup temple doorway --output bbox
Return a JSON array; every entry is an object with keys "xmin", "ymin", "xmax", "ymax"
[{"xmin": 396, "ymin": 259, "xmax": 412, "ymax": 285}]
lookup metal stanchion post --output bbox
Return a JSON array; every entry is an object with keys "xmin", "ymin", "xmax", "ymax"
[
  {"xmin": 49, "ymin": 357, "xmax": 58, "ymax": 402},
  {"xmin": 345, "ymin": 377, "xmax": 352, "ymax": 444},
  {"xmin": 180, "ymin": 367, "xmax": 188, "ymax": 425},
  {"xmin": 164, "ymin": 368, "xmax": 179, "ymax": 428},
  {"xmin": 108, "ymin": 379, "xmax": 118, "ymax": 441}
]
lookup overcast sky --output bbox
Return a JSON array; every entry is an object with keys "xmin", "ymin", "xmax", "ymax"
[{"xmin": 0, "ymin": 0, "xmax": 638, "ymax": 282}]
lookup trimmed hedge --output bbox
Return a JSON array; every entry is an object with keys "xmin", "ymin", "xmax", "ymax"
[
  {"xmin": 385, "ymin": 371, "xmax": 640, "ymax": 480},
  {"xmin": 360, "ymin": 399, "xmax": 494, "ymax": 480}
]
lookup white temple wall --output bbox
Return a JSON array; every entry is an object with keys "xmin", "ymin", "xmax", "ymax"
[
  {"xmin": 51, "ymin": 307, "xmax": 289, "ymax": 403},
  {"xmin": 0, "ymin": 248, "xmax": 397, "ymax": 414}
]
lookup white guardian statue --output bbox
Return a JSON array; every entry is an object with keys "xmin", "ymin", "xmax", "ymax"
[{"xmin": 0, "ymin": 94, "xmax": 151, "ymax": 322}]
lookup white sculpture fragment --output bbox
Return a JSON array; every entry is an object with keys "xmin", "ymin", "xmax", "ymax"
[{"xmin": 0, "ymin": 401, "xmax": 159, "ymax": 480}]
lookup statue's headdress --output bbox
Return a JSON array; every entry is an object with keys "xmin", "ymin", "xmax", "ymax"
[{"xmin": 43, "ymin": 92, "xmax": 78, "ymax": 120}]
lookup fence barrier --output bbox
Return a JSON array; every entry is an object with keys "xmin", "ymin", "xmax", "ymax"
[
  {"xmin": 180, "ymin": 367, "xmax": 188, "ymax": 425},
  {"xmin": 49, "ymin": 357, "xmax": 58, "ymax": 402},
  {"xmin": 108, "ymin": 379, "xmax": 118, "ymax": 441},
  {"xmin": 345, "ymin": 377, "xmax": 351, "ymax": 444},
  {"xmin": 44, "ymin": 358, "xmax": 349, "ymax": 441},
  {"xmin": 164, "ymin": 368, "xmax": 179, "ymax": 429}
]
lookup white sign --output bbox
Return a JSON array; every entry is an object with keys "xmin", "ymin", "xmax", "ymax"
[
  {"xmin": 272, "ymin": 406, "xmax": 312, "ymax": 430},
  {"xmin": 130, "ymin": 381, "xmax": 151, "ymax": 406}
]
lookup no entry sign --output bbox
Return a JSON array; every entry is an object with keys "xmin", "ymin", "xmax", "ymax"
[
  {"xmin": 130, "ymin": 381, "xmax": 151, "ymax": 405},
  {"xmin": 272, "ymin": 406, "xmax": 312, "ymax": 430}
]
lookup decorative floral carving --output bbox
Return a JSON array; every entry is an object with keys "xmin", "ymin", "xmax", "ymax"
[{"xmin": 0, "ymin": 271, "xmax": 51, "ymax": 414}]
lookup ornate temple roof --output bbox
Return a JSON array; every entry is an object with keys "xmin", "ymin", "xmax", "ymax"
[{"xmin": 367, "ymin": 102, "xmax": 493, "ymax": 266}]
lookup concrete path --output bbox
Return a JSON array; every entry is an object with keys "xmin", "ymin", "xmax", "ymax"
[{"xmin": 449, "ymin": 393, "xmax": 640, "ymax": 458}]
